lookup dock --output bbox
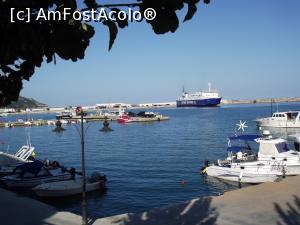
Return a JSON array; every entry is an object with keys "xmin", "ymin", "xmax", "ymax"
[
  {"xmin": 130, "ymin": 116, "xmax": 169, "ymax": 122},
  {"xmin": 0, "ymin": 115, "xmax": 169, "ymax": 128}
]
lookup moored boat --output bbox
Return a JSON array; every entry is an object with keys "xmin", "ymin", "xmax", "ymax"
[
  {"xmin": 33, "ymin": 172, "xmax": 107, "ymax": 197},
  {"xmin": 117, "ymin": 114, "xmax": 133, "ymax": 123},
  {"xmin": 0, "ymin": 144, "xmax": 35, "ymax": 166},
  {"xmin": 1, "ymin": 160, "xmax": 72, "ymax": 188},
  {"xmin": 255, "ymin": 111, "xmax": 300, "ymax": 128},
  {"xmin": 202, "ymin": 127, "xmax": 300, "ymax": 183}
]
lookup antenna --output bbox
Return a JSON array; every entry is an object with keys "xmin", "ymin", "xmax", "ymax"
[
  {"xmin": 208, "ymin": 82, "xmax": 212, "ymax": 92},
  {"xmin": 26, "ymin": 133, "xmax": 31, "ymax": 147},
  {"xmin": 182, "ymin": 85, "xmax": 185, "ymax": 94}
]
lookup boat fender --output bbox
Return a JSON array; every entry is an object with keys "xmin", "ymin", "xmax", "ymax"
[{"xmin": 238, "ymin": 172, "xmax": 244, "ymax": 182}]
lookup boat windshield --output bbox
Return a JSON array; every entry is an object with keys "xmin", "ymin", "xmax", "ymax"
[
  {"xmin": 275, "ymin": 142, "xmax": 290, "ymax": 153},
  {"xmin": 287, "ymin": 112, "xmax": 299, "ymax": 120}
]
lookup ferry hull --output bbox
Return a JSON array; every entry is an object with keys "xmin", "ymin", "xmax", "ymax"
[{"xmin": 176, "ymin": 98, "xmax": 221, "ymax": 107}]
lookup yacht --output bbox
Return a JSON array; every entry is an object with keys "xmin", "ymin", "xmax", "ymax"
[
  {"xmin": 202, "ymin": 133, "xmax": 300, "ymax": 184},
  {"xmin": 255, "ymin": 111, "xmax": 300, "ymax": 128}
]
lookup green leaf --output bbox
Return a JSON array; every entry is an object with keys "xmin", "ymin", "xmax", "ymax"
[{"xmin": 103, "ymin": 20, "xmax": 118, "ymax": 51}]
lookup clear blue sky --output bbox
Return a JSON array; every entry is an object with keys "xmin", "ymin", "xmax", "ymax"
[{"xmin": 21, "ymin": 0, "xmax": 300, "ymax": 106}]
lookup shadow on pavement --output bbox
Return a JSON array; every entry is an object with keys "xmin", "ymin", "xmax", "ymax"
[
  {"xmin": 112, "ymin": 197, "xmax": 218, "ymax": 225},
  {"xmin": 275, "ymin": 195, "xmax": 300, "ymax": 225}
]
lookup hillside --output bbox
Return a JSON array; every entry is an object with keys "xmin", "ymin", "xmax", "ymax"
[{"xmin": 3, "ymin": 96, "xmax": 48, "ymax": 109}]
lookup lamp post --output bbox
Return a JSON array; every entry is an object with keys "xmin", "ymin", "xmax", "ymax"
[{"xmin": 80, "ymin": 111, "xmax": 87, "ymax": 225}]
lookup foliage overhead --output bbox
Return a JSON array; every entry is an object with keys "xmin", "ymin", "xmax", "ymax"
[{"xmin": 0, "ymin": 0, "xmax": 210, "ymax": 106}]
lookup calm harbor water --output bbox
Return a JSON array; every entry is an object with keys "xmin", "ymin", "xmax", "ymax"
[{"xmin": 1, "ymin": 103, "xmax": 300, "ymax": 218}]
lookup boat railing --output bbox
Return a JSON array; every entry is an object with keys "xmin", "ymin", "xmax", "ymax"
[{"xmin": 14, "ymin": 146, "xmax": 35, "ymax": 160}]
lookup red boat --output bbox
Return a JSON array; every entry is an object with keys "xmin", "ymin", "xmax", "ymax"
[{"xmin": 117, "ymin": 114, "xmax": 133, "ymax": 123}]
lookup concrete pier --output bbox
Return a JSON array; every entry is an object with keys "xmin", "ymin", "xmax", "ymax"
[
  {"xmin": 1, "ymin": 176, "xmax": 300, "ymax": 225},
  {"xmin": 94, "ymin": 176, "xmax": 300, "ymax": 225}
]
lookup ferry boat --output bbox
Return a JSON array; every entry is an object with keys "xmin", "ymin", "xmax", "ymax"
[
  {"xmin": 176, "ymin": 83, "xmax": 222, "ymax": 107},
  {"xmin": 255, "ymin": 111, "xmax": 300, "ymax": 128}
]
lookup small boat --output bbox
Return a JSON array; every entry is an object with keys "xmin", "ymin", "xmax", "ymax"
[
  {"xmin": 1, "ymin": 160, "xmax": 72, "ymax": 188},
  {"xmin": 255, "ymin": 111, "xmax": 300, "ymax": 128},
  {"xmin": 56, "ymin": 111, "xmax": 75, "ymax": 120},
  {"xmin": 33, "ymin": 172, "xmax": 107, "ymax": 197},
  {"xmin": 117, "ymin": 114, "xmax": 133, "ymax": 123}
]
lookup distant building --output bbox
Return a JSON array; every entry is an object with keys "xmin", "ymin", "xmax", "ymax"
[
  {"xmin": 95, "ymin": 103, "xmax": 131, "ymax": 109},
  {"xmin": 137, "ymin": 102, "xmax": 176, "ymax": 108}
]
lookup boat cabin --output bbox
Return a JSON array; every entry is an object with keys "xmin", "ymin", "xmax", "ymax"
[
  {"xmin": 272, "ymin": 111, "xmax": 300, "ymax": 121},
  {"xmin": 256, "ymin": 138, "xmax": 291, "ymax": 158}
]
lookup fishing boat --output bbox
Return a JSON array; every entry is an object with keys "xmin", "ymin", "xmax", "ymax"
[
  {"xmin": 255, "ymin": 111, "xmax": 300, "ymax": 128},
  {"xmin": 176, "ymin": 83, "xmax": 222, "ymax": 107},
  {"xmin": 1, "ymin": 160, "xmax": 72, "ymax": 188},
  {"xmin": 117, "ymin": 114, "xmax": 133, "ymax": 123},
  {"xmin": 33, "ymin": 172, "xmax": 107, "ymax": 197}
]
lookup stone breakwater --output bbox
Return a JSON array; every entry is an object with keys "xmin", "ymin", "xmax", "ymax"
[{"xmin": 222, "ymin": 97, "xmax": 300, "ymax": 105}]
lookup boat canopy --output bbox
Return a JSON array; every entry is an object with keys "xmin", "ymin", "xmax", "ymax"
[
  {"xmin": 13, "ymin": 160, "xmax": 44, "ymax": 176},
  {"xmin": 229, "ymin": 135, "xmax": 261, "ymax": 142}
]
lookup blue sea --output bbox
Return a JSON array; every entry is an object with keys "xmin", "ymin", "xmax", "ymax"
[{"xmin": 1, "ymin": 103, "xmax": 300, "ymax": 219}]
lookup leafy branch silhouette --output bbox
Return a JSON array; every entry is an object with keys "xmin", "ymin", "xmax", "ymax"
[{"xmin": 0, "ymin": 0, "xmax": 210, "ymax": 106}]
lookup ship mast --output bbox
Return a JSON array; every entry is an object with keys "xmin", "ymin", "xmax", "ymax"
[{"xmin": 208, "ymin": 82, "xmax": 212, "ymax": 92}]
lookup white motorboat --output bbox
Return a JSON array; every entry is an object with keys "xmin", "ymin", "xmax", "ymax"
[
  {"xmin": 33, "ymin": 172, "xmax": 107, "ymax": 197},
  {"xmin": 202, "ymin": 133, "xmax": 300, "ymax": 183},
  {"xmin": 255, "ymin": 111, "xmax": 300, "ymax": 128},
  {"xmin": 204, "ymin": 165, "xmax": 280, "ymax": 184},
  {"xmin": 0, "ymin": 145, "xmax": 35, "ymax": 165},
  {"xmin": 1, "ymin": 161, "xmax": 72, "ymax": 188}
]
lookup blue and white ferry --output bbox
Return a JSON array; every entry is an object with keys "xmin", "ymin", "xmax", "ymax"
[{"xmin": 176, "ymin": 83, "xmax": 222, "ymax": 107}]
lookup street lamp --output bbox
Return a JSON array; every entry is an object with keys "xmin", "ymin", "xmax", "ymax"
[{"xmin": 80, "ymin": 111, "xmax": 87, "ymax": 225}]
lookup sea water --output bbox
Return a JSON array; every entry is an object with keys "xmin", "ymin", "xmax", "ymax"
[{"xmin": 1, "ymin": 103, "xmax": 299, "ymax": 218}]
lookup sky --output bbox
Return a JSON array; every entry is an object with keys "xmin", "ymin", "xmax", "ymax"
[{"xmin": 21, "ymin": 0, "xmax": 300, "ymax": 107}]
